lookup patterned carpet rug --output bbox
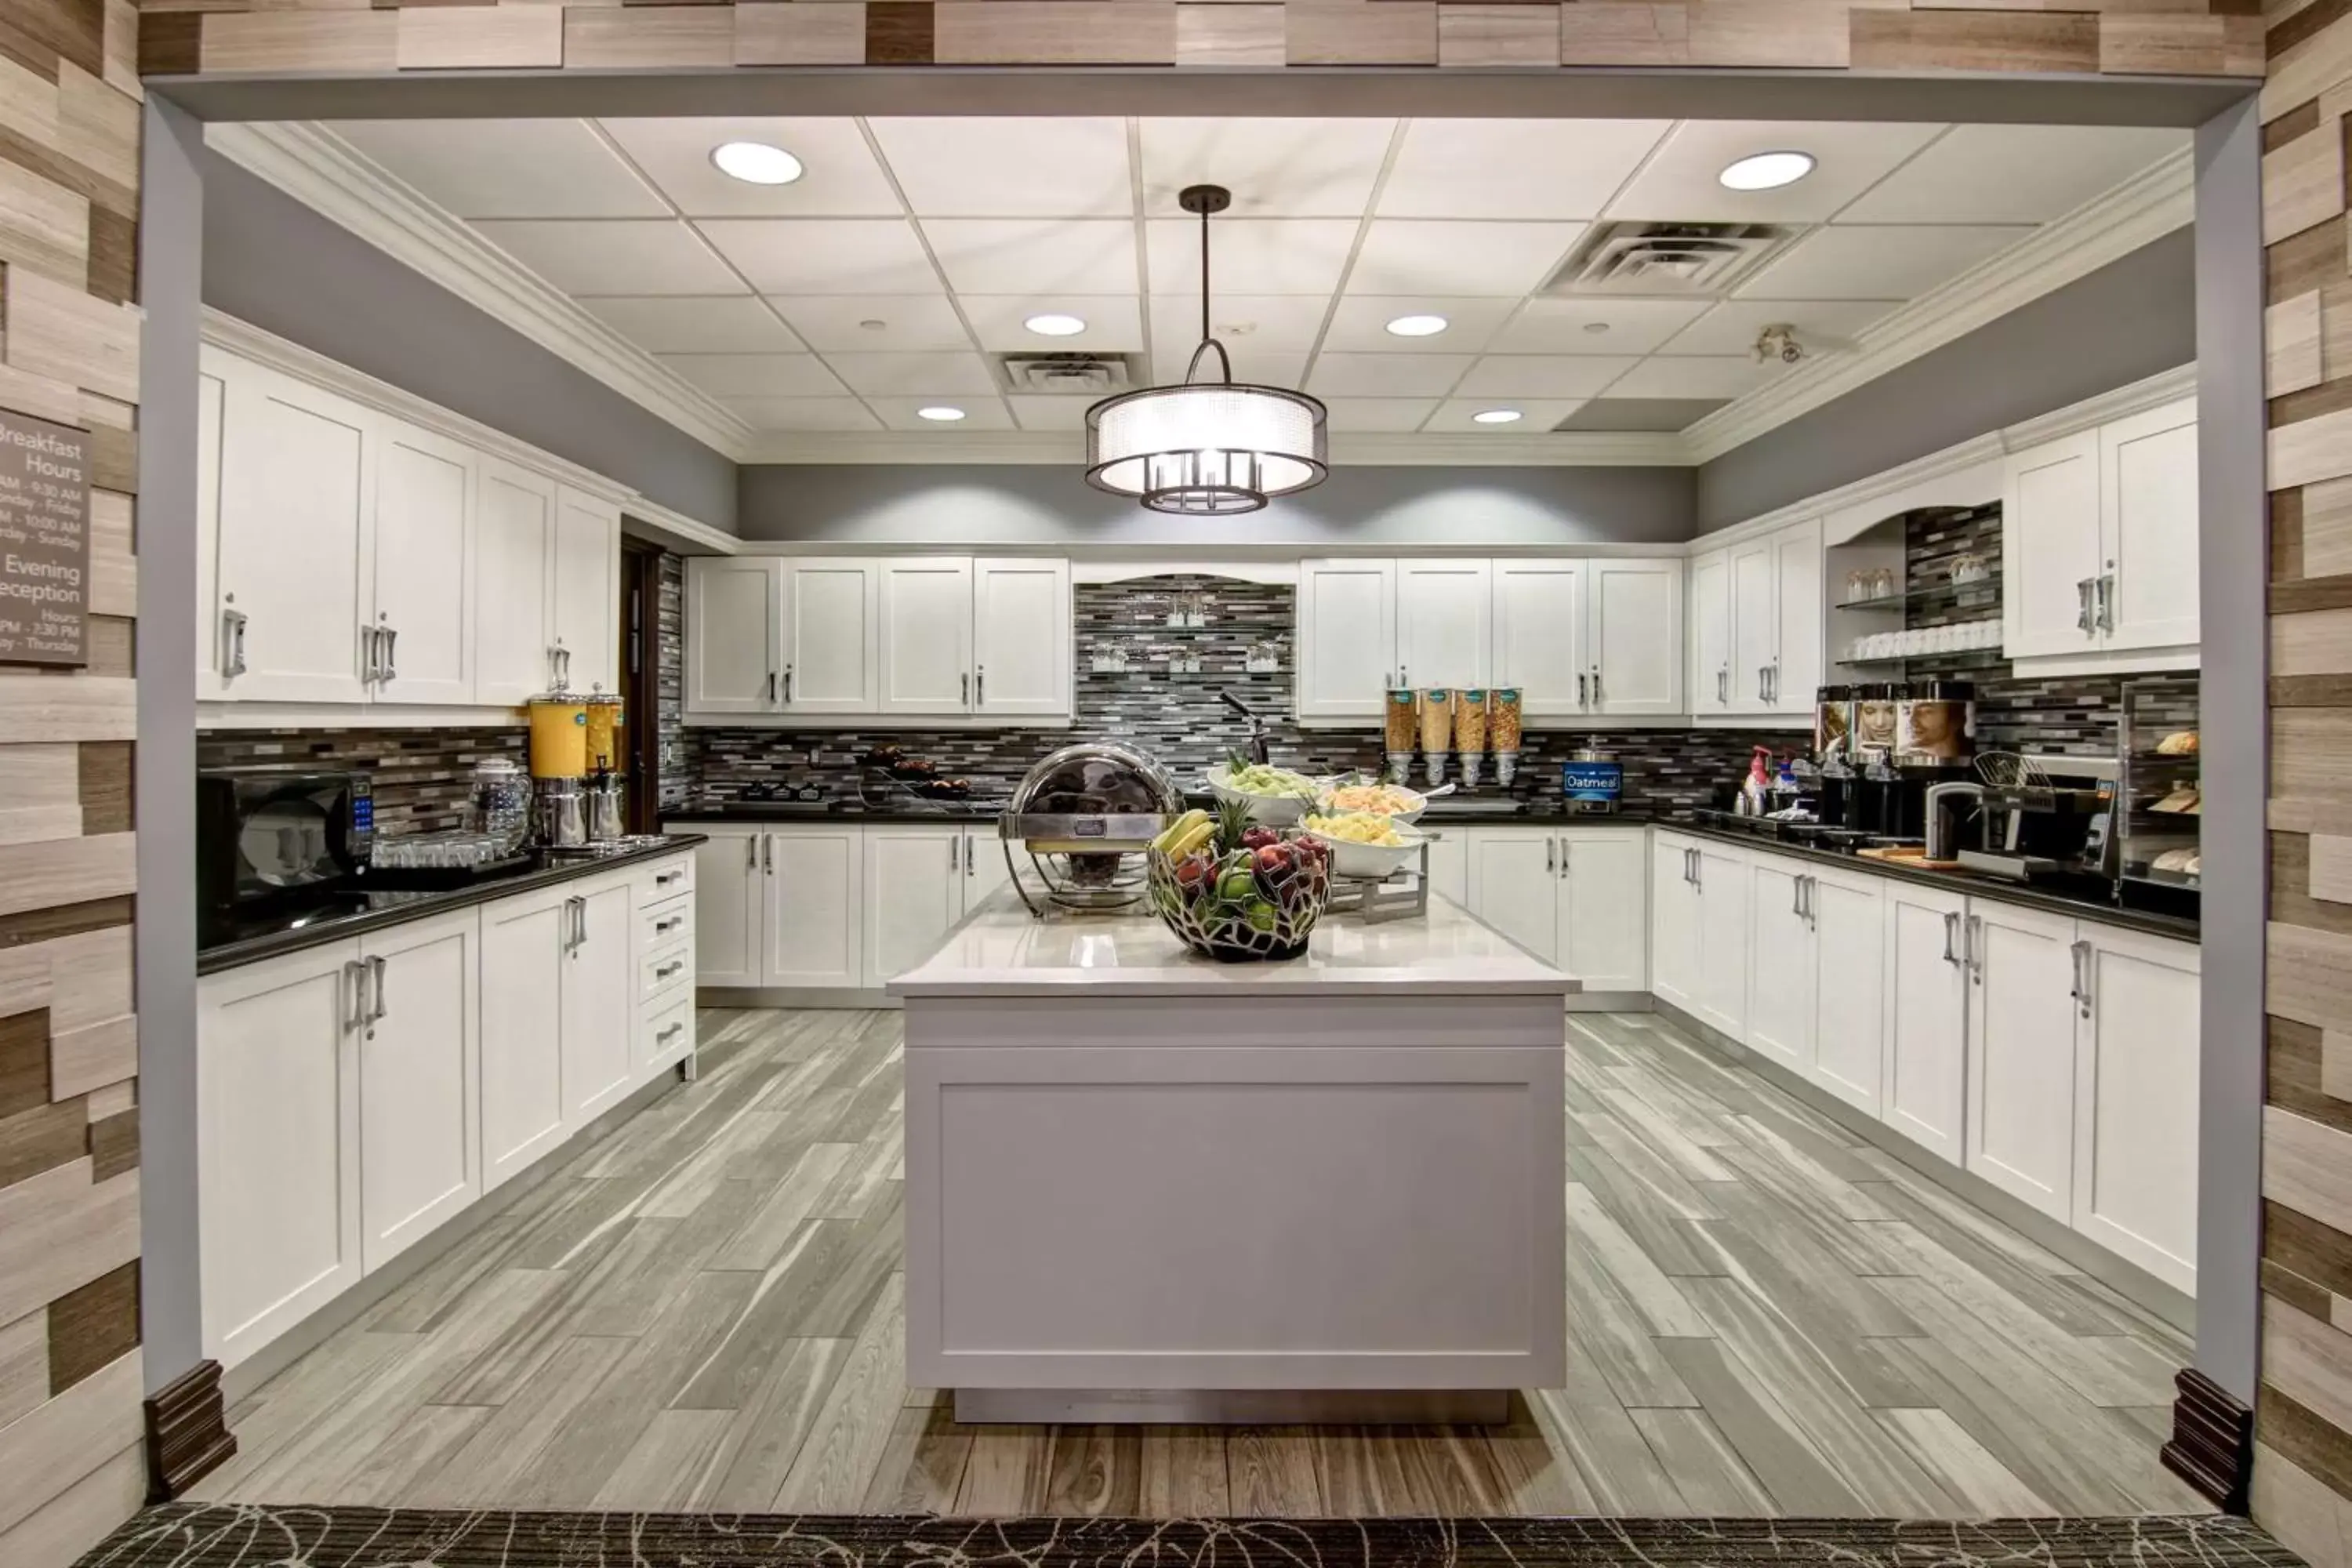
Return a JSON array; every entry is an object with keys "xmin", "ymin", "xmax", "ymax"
[{"xmin": 80, "ymin": 1506, "xmax": 2297, "ymax": 1568}]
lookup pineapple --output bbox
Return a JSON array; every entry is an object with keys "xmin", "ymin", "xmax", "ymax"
[{"xmin": 1213, "ymin": 796, "xmax": 1257, "ymax": 856}]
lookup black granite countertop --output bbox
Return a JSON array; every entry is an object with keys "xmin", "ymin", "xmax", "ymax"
[
  {"xmin": 662, "ymin": 804, "xmax": 1004, "ymax": 824},
  {"xmin": 198, "ymin": 836, "xmax": 709, "ymax": 976},
  {"xmin": 1649, "ymin": 816, "xmax": 2198, "ymax": 942}
]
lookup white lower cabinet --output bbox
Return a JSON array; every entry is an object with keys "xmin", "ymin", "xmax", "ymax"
[
  {"xmin": 1691, "ymin": 844, "xmax": 1750, "ymax": 1038},
  {"xmin": 688, "ymin": 828, "xmax": 764, "ymax": 988},
  {"xmin": 768, "ymin": 827, "xmax": 866, "ymax": 988},
  {"xmin": 1881, "ymin": 883, "xmax": 1969, "ymax": 1165},
  {"xmin": 1460, "ymin": 826, "xmax": 1646, "ymax": 991},
  {"xmin": 961, "ymin": 826, "xmax": 1013, "ymax": 910},
  {"xmin": 1650, "ymin": 834, "xmax": 1701, "ymax": 1016},
  {"xmin": 357, "ymin": 910, "xmax": 480, "ymax": 1274},
  {"xmin": 865, "ymin": 827, "xmax": 967, "ymax": 989},
  {"xmin": 1467, "ymin": 828, "xmax": 1559, "ymax": 960},
  {"xmin": 2071, "ymin": 927, "xmax": 2200, "ymax": 1292},
  {"xmin": 198, "ymin": 941, "xmax": 363, "ymax": 1368},
  {"xmin": 1806, "ymin": 868, "xmax": 1885, "ymax": 1118},
  {"xmin": 1745, "ymin": 857, "xmax": 1814, "ymax": 1075},
  {"xmin": 1422, "ymin": 827, "xmax": 1470, "ymax": 908},
  {"xmin": 201, "ymin": 851, "xmax": 699, "ymax": 1370},
  {"xmin": 1965, "ymin": 901, "xmax": 2080, "ymax": 1224}
]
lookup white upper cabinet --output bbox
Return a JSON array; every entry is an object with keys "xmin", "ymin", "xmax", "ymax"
[
  {"xmin": 196, "ymin": 361, "xmax": 230, "ymax": 701},
  {"xmin": 1729, "ymin": 539, "xmax": 1777, "ymax": 713},
  {"xmin": 372, "ymin": 421, "xmax": 477, "ymax": 706},
  {"xmin": 973, "ymin": 557, "xmax": 1072, "ymax": 717},
  {"xmin": 1687, "ymin": 551, "xmax": 1731, "ymax": 716},
  {"xmin": 2002, "ymin": 430, "xmax": 2103, "ymax": 660},
  {"xmin": 880, "ymin": 557, "xmax": 978, "ymax": 715},
  {"xmin": 1296, "ymin": 559, "xmax": 1399, "ymax": 721},
  {"xmin": 215, "ymin": 361, "xmax": 375, "ymax": 704},
  {"xmin": 783, "ymin": 559, "xmax": 880, "ymax": 713},
  {"xmin": 686, "ymin": 557, "xmax": 782, "ymax": 714},
  {"xmin": 473, "ymin": 459, "xmax": 558, "ymax": 706},
  {"xmin": 1493, "ymin": 559, "xmax": 1586, "ymax": 718},
  {"xmin": 2100, "ymin": 400, "xmax": 2199, "ymax": 652},
  {"xmin": 552, "ymin": 485, "xmax": 621, "ymax": 695},
  {"xmin": 1588, "ymin": 559, "xmax": 1684, "ymax": 717},
  {"xmin": 1395, "ymin": 559, "xmax": 1492, "ymax": 691},
  {"xmin": 1720, "ymin": 519, "xmax": 1819, "ymax": 716}
]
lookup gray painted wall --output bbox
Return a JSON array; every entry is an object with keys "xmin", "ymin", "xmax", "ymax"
[
  {"xmin": 736, "ymin": 463, "xmax": 1697, "ymax": 548},
  {"xmin": 1693, "ymin": 227, "xmax": 2197, "ymax": 532},
  {"xmin": 200, "ymin": 151, "xmax": 739, "ymax": 532}
]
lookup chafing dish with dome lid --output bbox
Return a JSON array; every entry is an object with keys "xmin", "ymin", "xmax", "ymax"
[{"xmin": 1000, "ymin": 740, "xmax": 1184, "ymax": 916}]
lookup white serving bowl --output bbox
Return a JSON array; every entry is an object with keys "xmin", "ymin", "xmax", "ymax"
[
  {"xmin": 1203, "ymin": 767, "xmax": 1321, "ymax": 826},
  {"xmin": 1305, "ymin": 821, "xmax": 1431, "ymax": 880},
  {"xmin": 1315, "ymin": 781, "xmax": 1430, "ymax": 824}
]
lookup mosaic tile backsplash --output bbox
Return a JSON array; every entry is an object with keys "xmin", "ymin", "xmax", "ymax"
[
  {"xmin": 688, "ymin": 575, "xmax": 1808, "ymax": 817},
  {"xmin": 198, "ymin": 726, "xmax": 528, "ymax": 836}
]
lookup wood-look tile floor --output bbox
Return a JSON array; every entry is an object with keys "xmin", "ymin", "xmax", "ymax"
[{"xmin": 191, "ymin": 1007, "xmax": 2209, "ymax": 1519}]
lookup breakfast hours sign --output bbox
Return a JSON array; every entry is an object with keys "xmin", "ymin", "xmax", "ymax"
[{"xmin": 0, "ymin": 411, "xmax": 89, "ymax": 667}]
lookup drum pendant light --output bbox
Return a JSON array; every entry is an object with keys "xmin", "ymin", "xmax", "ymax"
[{"xmin": 1085, "ymin": 185, "xmax": 1329, "ymax": 516}]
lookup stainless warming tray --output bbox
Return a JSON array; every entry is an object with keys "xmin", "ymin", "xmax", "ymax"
[{"xmin": 1000, "ymin": 740, "xmax": 1184, "ymax": 915}]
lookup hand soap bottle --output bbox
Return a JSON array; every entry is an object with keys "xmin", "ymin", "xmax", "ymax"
[{"xmin": 1737, "ymin": 746, "xmax": 1772, "ymax": 817}]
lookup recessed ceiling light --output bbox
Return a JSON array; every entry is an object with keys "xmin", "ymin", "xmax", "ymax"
[
  {"xmin": 916, "ymin": 405, "xmax": 967, "ymax": 423},
  {"xmin": 1471, "ymin": 408, "xmax": 1523, "ymax": 426},
  {"xmin": 1583, "ymin": 322, "xmax": 1612, "ymax": 336},
  {"xmin": 858, "ymin": 318, "xmax": 888, "ymax": 332},
  {"xmin": 1385, "ymin": 314, "xmax": 1450, "ymax": 338},
  {"xmin": 1025, "ymin": 313, "xmax": 1087, "ymax": 337},
  {"xmin": 710, "ymin": 140, "xmax": 804, "ymax": 186},
  {"xmin": 1718, "ymin": 151, "xmax": 1815, "ymax": 192}
]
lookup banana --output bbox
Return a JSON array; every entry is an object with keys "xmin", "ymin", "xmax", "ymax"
[{"xmin": 1153, "ymin": 809, "xmax": 1211, "ymax": 855}]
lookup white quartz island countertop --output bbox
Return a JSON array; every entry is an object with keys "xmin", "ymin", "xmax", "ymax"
[{"xmin": 887, "ymin": 891, "xmax": 1578, "ymax": 1000}]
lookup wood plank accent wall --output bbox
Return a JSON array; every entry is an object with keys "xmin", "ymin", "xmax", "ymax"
[
  {"xmin": 2256, "ymin": 5, "xmax": 2352, "ymax": 1554},
  {"xmin": 129, "ymin": 0, "xmax": 2260, "ymax": 74},
  {"xmin": 0, "ymin": 1, "xmax": 147, "ymax": 1564}
]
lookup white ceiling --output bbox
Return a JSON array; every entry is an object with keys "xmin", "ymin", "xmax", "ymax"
[{"xmin": 322, "ymin": 116, "xmax": 2188, "ymax": 441}]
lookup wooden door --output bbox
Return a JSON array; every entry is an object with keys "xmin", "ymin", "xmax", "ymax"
[
  {"xmin": 358, "ymin": 909, "xmax": 479, "ymax": 1272},
  {"xmin": 878, "ymin": 557, "xmax": 975, "ymax": 715}
]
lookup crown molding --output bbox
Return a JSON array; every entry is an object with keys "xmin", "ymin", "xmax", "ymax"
[
  {"xmin": 622, "ymin": 495, "xmax": 741, "ymax": 556},
  {"xmin": 1998, "ymin": 361, "xmax": 2198, "ymax": 451},
  {"xmin": 737, "ymin": 428, "xmax": 1690, "ymax": 466},
  {"xmin": 1679, "ymin": 145, "xmax": 2196, "ymax": 466},
  {"xmin": 210, "ymin": 122, "xmax": 757, "ymax": 463}
]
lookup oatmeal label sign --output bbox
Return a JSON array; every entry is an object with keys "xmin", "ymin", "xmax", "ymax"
[{"xmin": 0, "ymin": 412, "xmax": 88, "ymax": 667}]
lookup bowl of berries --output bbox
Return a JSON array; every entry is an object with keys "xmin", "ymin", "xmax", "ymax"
[{"xmin": 1146, "ymin": 800, "xmax": 1332, "ymax": 962}]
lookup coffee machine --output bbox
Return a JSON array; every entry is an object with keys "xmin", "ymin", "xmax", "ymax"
[{"xmin": 1928, "ymin": 756, "xmax": 2119, "ymax": 883}]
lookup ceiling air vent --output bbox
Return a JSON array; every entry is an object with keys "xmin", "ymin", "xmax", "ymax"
[
  {"xmin": 1544, "ymin": 222, "xmax": 1791, "ymax": 297},
  {"xmin": 996, "ymin": 353, "xmax": 1139, "ymax": 396}
]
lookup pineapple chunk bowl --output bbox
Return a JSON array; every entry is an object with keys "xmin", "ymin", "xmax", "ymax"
[
  {"xmin": 1146, "ymin": 802, "xmax": 1332, "ymax": 962},
  {"xmin": 1315, "ymin": 779, "xmax": 1430, "ymax": 823},
  {"xmin": 1302, "ymin": 811, "xmax": 1433, "ymax": 880},
  {"xmin": 1202, "ymin": 757, "xmax": 1327, "ymax": 826}
]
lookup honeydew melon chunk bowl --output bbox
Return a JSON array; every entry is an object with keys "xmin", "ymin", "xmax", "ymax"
[{"xmin": 1202, "ymin": 760, "xmax": 1329, "ymax": 826}]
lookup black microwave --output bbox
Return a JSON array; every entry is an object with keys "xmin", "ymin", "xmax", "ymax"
[{"xmin": 196, "ymin": 768, "xmax": 374, "ymax": 915}]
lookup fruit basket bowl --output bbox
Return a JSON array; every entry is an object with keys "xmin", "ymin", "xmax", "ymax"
[{"xmin": 1147, "ymin": 804, "xmax": 1332, "ymax": 962}]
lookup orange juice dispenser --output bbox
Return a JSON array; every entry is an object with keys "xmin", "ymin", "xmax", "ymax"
[
  {"xmin": 528, "ymin": 691, "xmax": 589, "ymax": 846},
  {"xmin": 583, "ymin": 691, "xmax": 626, "ymax": 840}
]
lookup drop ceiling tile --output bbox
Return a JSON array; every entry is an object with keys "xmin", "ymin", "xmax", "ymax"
[
  {"xmin": 1321, "ymin": 296, "xmax": 1516, "ymax": 354},
  {"xmin": 699, "ymin": 219, "xmax": 940, "ymax": 294},
  {"xmin": 1734, "ymin": 223, "xmax": 2030, "ymax": 301},
  {"xmin": 597, "ymin": 118, "xmax": 903, "ymax": 217},
  {"xmin": 869, "ymin": 118, "xmax": 1132, "ymax": 216},
  {"xmin": 337, "ymin": 121, "xmax": 666, "ymax": 220},
  {"xmin": 1009, "ymin": 397, "xmax": 1094, "ymax": 432},
  {"xmin": 1146, "ymin": 218, "xmax": 1359, "ymax": 297},
  {"xmin": 1347, "ymin": 220, "xmax": 1586, "ymax": 297},
  {"xmin": 822, "ymin": 350, "xmax": 1002, "ymax": 397},
  {"xmin": 661, "ymin": 353, "xmax": 846, "ymax": 397},
  {"xmin": 725, "ymin": 397, "xmax": 882, "ymax": 431},
  {"xmin": 1834, "ymin": 125, "xmax": 2188, "ymax": 225},
  {"xmin": 1142, "ymin": 346, "xmax": 1311, "ymax": 393},
  {"xmin": 1305, "ymin": 353, "xmax": 1475, "ymax": 398},
  {"xmin": 768, "ymin": 294, "xmax": 971, "ymax": 353},
  {"xmin": 866, "ymin": 397, "xmax": 1020, "ymax": 431},
  {"xmin": 923, "ymin": 219, "xmax": 1139, "ymax": 296},
  {"xmin": 1377, "ymin": 120, "xmax": 1671, "ymax": 220},
  {"xmin": 1601, "ymin": 355, "xmax": 1775, "ymax": 400},
  {"xmin": 583, "ymin": 296, "xmax": 804, "ymax": 354},
  {"xmin": 1657, "ymin": 299, "xmax": 1896, "ymax": 357},
  {"xmin": 1454, "ymin": 354, "xmax": 1639, "ymax": 398},
  {"xmin": 1424, "ymin": 398, "xmax": 1589, "ymax": 432},
  {"xmin": 1496, "ymin": 297, "xmax": 1710, "ymax": 356},
  {"xmin": 1555, "ymin": 397, "xmax": 1726, "ymax": 432},
  {"xmin": 960, "ymin": 296, "xmax": 1145, "ymax": 353},
  {"xmin": 1603, "ymin": 121, "xmax": 1946, "ymax": 223},
  {"xmin": 472, "ymin": 220, "xmax": 743, "ymax": 296},
  {"xmin": 1138, "ymin": 118, "xmax": 1395, "ymax": 217},
  {"xmin": 1148, "ymin": 293, "xmax": 1330, "ymax": 355},
  {"xmin": 1323, "ymin": 399, "xmax": 1441, "ymax": 433}
]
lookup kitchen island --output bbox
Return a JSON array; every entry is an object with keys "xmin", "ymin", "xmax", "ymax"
[{"xmin": 888, "ymin": 892, "xmax": 1573, "ymax": 1423}]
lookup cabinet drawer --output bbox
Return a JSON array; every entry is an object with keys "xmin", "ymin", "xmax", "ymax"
[
  {"xmin": 641, "ymin": 893, "xmax": 693, "ymax": 950},
  {"xmin": 639, "ymin": 855, "xmax": 695, "ymax": 903},
  {"xmin": 641, "ymin": 939, "xmax": 694, "ymax": 1005},
  {"xmin": 644, "ymin": 991, "xmax": 695, "ymax": 1071}
]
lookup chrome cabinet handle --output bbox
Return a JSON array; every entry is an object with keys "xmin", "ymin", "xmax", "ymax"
[
  {"xmin": 1716, "ymin": 666, "xmax": 1727, "ymax": 705},
  {"xmin": 360, "ymin": 624, "xmax": 378, "ymax": 683},
  {"xmin": 1589, "ymin": 664, "xmax": 1601, "ymax": 706},
  {"xmin": 763, "ymin": 835, "xmax": 773, "ymax": 874},
  {"xmin": 655, "ymin": 915, "xmax": 684, "ymax": 934},
  {"xmin": 768, "ymin": 670, "xmax": 778, "ymax": 706},
  {"xmin": 656, "ymin": 869, "xmax": 684, "ymax": 887},
  {"xmin": 784, "ymin": 664, "xmax": 794, "ymax": 703},
  {"xmin": 976, "ymin": 666, "xmax": 985, "ymax": 706},
  {"xmin": 658, "ymin": 1022, "xmax": 684, "ymax": 1044},
  {"xmin": 1941, "ymin": 910, "xmax": 1959, "ymax": 964},
  {"xmin": 344, "ymin": 959, "xmax": 368, "ymax": 1030},
  {"xmin": 1791, "ymin": 876, "xmax": 1804, "ymax": 918},
  {"xmin": 1692, "ymin": 852, "xmax": 1703, "ymax": 891},
  {"xmin": 223, "ymin": 606, "xmax": 249, "ymax": 677},
  {"xmin": 1558, "ymin": 838, "xmax": 1569, "ymax": 880},
  {"xmin": 746, "ymin": 835, "xmax": 758, "ymax": 869},
  {"xmin": 2071, "ymin": 938, "xmax": 2092, "ymax": 1018},
  {"xmin": 1547, "ymin": 837, "xmax": 1556, "ymax": 873},
  {"xmin": 655, "ymin": 960, "xmax": 684, "ymax": 982},
  {"xmin": 1577, "ymin": 672, "xmax": 1588, "ymax": 707},
  {"xmin": 2076, "ymin": 579, "xmax": 2095, "ymax": 636},
  {"xmin": 2097, "ymin": 572, "xmax": 2116, "ymax": 633},
  {"xmin": 1802, "ymin": 875, "xmax": 1815, "ymax": 924},
  {"xmin": 1399, "ymin": 665, "xmax": 1409, "ymax": 688},
  {"xmin": 965, "ymin": 835, "xmax": 977, "ymax": 878},
  {"xmin": 368, "ymin": 954, "xmax": 388, "ymax": 1023},
  {"xmin": 1768, "ymin": 661, "xmax": 1779, "ymax": 706},
  {"xmin": 949, "ymin": 834, "xmax": 959, "ymax": 870},
  {"xmin": 380, "ymin": 626, "xmax": 397, "ymax": 684},
  {"xmin": 1965, "ymin": 914, "xmax": 1983, "ymax": 984},
  {"xmin": 560, "ymin": 648, "xmax": 572, "ymax": 687},
  {"xmin": 550, "ymin": 646, "xmax": 564, "ymax": 689}
]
